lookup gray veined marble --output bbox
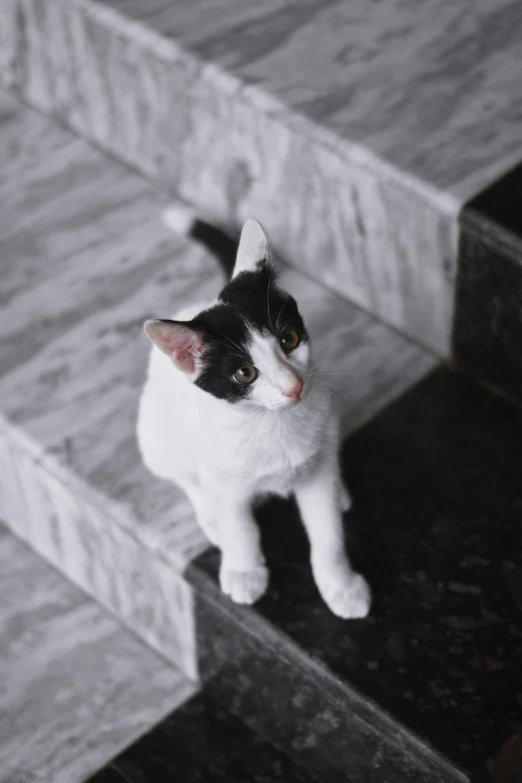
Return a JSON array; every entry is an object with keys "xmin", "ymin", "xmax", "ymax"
[
  {"xmin": 0, "ymin": 417, "xmax": 201, "ymax": 679},
  {"xmin": 0, "ymin": 93, "xmax": 435, "ymax": 678},
  {"xmin": 99, "ymin": 0, "xmax": 522, "ymax": 201},
  {"xmin": 2, "ymin": 0, "xmax": 521, "ymax": 354},
  {"xmin": 0, "ymin": 0, "xmax": 467, "ymax": 354},
  {"xmin": 0, "ymin": 520, "xmax": 195, "ymax": 783}
]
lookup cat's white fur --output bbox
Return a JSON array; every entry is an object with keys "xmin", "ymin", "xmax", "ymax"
[{"xmin": 137, "ymin": 220, "xmax": 370, "ymax": 618}]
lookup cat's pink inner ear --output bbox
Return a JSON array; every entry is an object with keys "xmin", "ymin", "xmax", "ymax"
[{"xmin": 144, "ymin": 320, "xmax": 203, "ymax": 374}]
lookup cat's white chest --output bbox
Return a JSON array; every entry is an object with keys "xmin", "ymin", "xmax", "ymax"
[{"xmin": 200, "ymin": 398, "xmax": 328, "ymax": 497}]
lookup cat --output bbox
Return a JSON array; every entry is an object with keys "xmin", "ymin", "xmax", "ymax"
[{"xmin": 137, "ymin": 215, "xmax": 370, "ymax": 619}]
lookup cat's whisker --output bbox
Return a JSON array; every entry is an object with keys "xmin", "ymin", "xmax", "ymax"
[
  {"xmin": 266, "ymin": 270, "xmax": 273, "ymax": 330},
  {"xmin": 207, "ymin": 339, "xmax": 245, "ymax": 362},
  {"xmin": 211, "ymin": 331, "xmax": 246, "ymax": 358},
  {"xmin": 312, "ymin": 377, "xmax": 336, "ymax": 391},
  {"xmin": 316, "ymin": 371, "xmax": 353, "ymax": 376},
  {"xmin": 314, "ymin": 364, "xmax": 355, "ymax": 376},
  {"xmin": 275, "ymin": 296, "xmax": 290, "ymax": 332}
]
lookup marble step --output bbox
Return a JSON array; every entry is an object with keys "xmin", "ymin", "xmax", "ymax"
[
  {"xmin": 186, "ymin": 368, "xmax": 522, "ymax": 783},
  {"xmin": 88, "ymin": 692, "xmax": 315, "ymax": 783},
  {"xmin": 453, "ymin": 164, "xmax": 522, "ymax": 407},
  {"xmin": 0, "ymin": 520, "xmax": 194, "ymax": 783},
  {"xmin": 0, "ymin": 92, "xmax": 435, "ymax": 679},
  {"xmin": 2, "ymin": 0, "xmax": 521, "ymax": 356}
]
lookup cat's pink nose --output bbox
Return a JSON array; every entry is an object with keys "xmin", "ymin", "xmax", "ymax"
[{"xmin": 283, "ymin": 378, "xmax": 303, "ymax": 399}]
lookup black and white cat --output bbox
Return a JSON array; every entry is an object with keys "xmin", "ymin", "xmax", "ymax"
[{"xmin": 137, "ymin": 215, "xmax": 370, "ymax": 619}]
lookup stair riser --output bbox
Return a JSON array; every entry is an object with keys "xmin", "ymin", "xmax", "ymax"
[
  {"xmin": 0, "ymin": 418, "xmax": 198, "ymax": 680},
  {"xmin": 190, "ymin": 578, "xmax": 467, "ymax": 783},
  {"xmin": 452, "ymin": 166, "xmax": 522, "ymax": 404},
  {"xmin": 453, "ymin": 230, "xmax": 522, "ymax": 402},
  {"xmin": 1, "ymin": 0, "xmax": 457, "ymax": 355}
]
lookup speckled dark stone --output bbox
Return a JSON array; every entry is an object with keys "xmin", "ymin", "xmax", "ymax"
[
  {"xmin": 192, "ymin": 590, "xmax": 452, "ymax": 783},
  {"xmin": 88, "ymin": 692, "xmax": 314, "ymax": 783},
  {"xmin": 463, "ymin": 163, "xmax": 522, "ymax": 245},
  {"xmin": 87, "ymin": 769, "xmax": 126, "ymax": 783},
  {"xmin": 187, "ymin": 369, "xmax": 522, "ymax": 783},
  {"xmin": 453, "ymin": 226, "xmax": 522, "ymax": 402},
  {"xmin": 453, "ymin": 163, "xmax": 522, "ymax": 403}
]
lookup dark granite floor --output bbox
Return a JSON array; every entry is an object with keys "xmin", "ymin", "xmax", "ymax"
[
  {"xmin": 88, "ymin": 692, "xmax": 314, "ymax": 783},
  {"xmin": 463, "ymin": 163, "xmax": 522, "ymax": 242},
  {"xmin": 188, "ymin": 368, "xmax": 522, "ymax": 781}
]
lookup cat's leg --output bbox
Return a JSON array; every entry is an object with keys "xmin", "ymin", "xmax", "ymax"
[
  {"xmin": 338, "ymin": 476, "xmax": 352, "ymax": 513},
  {"xmin": 217, "ymin": 494, "xmax": 268, "ymax": 605},
  {"xmin": 183, "ymin": 483, "xmax": 220, "ymax": 546},
  {"xmin": 294, "ymin": 455, "xmax": 370, "ymax": 619}
]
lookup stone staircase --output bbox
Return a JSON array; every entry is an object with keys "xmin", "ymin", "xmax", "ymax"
[
  {"xmin": 0, "ymin": 89, "xmax": 433, "ymax": 676},
  {"xmin": 3, "ymin": 0, "xmax": 520, "ymax": 358},
  {"xmin": 2, "ymin": 2, "xmax": 522, "ymax": 781}
]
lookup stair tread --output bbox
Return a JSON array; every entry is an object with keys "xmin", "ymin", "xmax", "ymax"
[
  {"xmin": 0, "ymin": 92, "xmax": 434, "ymax": 573},
  {"xmin": 88, "ymin": 692, "xmax": 315, "ymax": 783},
  {"xmin": 188, "ymin": 368, "xmax": 522, "ymax": 781},
  {"xmin": 0, "ymin": 520, "xmax": 193, "ymax": 783},
  {"xmin": 100, "ymin": 0, "xmax": 522, "ymax": 201}
]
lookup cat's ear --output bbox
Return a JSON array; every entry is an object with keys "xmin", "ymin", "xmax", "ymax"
[
  {"xmin": 233, "ymin": 219, "xmax": 271, "ymax": 278},
  {"xmin": 144, "ymin": 319, "xmax": 204, "ymax": 375}
]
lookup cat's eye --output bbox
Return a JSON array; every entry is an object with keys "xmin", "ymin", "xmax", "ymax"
[
  {"xmin": 280, "ymin": 328, "xmax": 300, "ymax": 352},
  {"xmin": 233, "ymin": 363, "xmax": 258, "ymax": 384}
]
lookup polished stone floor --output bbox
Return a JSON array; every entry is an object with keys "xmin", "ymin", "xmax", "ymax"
[
  {"xmin": 88, "ymin": 693, "xmax": 313, "ymax": 783},
  {"xmin": 189, "ymin": 368, "xmax": 522, "ymax": 781}
]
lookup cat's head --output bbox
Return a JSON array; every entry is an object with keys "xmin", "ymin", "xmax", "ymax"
[{"xmin": 144, "ymin": 219, "xmax": 312, "ymax": 411}]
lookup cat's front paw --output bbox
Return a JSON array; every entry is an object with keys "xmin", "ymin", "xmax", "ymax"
[
  {"xmin": 315, "ymin": 566, "xmax": 371, "ymax": 619},
  {"xmin": 220, "ymin": 564, "xmax": 269, "ymax": 605}
]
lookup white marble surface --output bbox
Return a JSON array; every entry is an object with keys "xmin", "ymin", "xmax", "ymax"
[
  {"xmin": 0, "ymin": 94, "xmax": 435, "ymax": 675},
  {"xmin": 0, "ymin": 520, "xmax": 195, "ymax": 783},
  {"xmin": 102, "ymin": 0, "xmax": 522, "ymax": 201},
  {"xmin": 0, "ymin": 0, "xmax": 471, "ymax": 353}
]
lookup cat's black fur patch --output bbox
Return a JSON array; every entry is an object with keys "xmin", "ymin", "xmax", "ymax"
[{"xmin": 191, "ymin": 261, "xmax": 309, "ymax": 403}]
